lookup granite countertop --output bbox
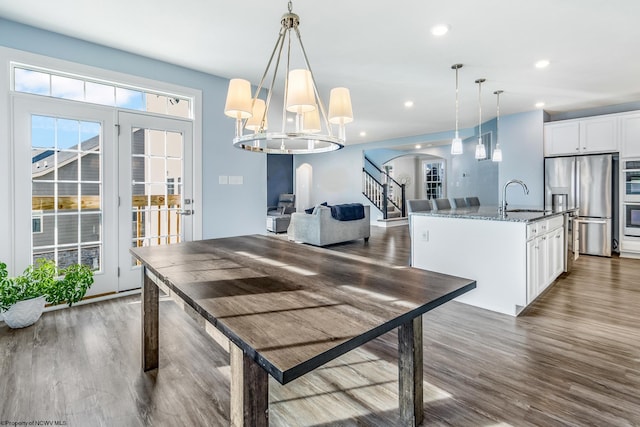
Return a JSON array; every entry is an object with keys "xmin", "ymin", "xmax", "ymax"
[{"xmin": 410, "ymin": 206, "xmax": 577, "ymax": 223}]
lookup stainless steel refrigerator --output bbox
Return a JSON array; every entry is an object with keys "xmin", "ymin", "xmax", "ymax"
[{"xmin": 544, "ymin": 154, "xmax": 613, "ymax": 257}]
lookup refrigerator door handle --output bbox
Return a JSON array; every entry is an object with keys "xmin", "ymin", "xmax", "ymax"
[
  {"xmin": 579, "ymin": 219, "xmax": 608, "ymax": 224},
  {"xmin": 575, "ymin": 159, "xmax": 580, "ymax": 210}
]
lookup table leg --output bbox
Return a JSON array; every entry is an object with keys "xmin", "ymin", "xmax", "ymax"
[
  {"xmin": 230, "ymin": 343, "xmax": 269, "ymax": 427},
  {"xmin": 398, "ymin": 315, "xmax": 423, "ymax": 426},
  {"xmin": 142, "ymin": 267, "xmax": 159, "ymax": 371}
]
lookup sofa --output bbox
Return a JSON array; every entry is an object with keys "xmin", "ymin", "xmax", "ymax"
[{"xmin": 287, "ymin": 205, "xmax": 370, "ymax": 246}]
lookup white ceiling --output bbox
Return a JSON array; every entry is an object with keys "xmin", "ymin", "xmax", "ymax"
[{"xmin": 2, "ymin": 0, "xmax": 640, "ymax": 145}]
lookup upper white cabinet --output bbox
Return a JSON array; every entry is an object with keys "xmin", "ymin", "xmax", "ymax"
[
  {"xmin": 580, "ymin": 117, "xmax": 618, "ymax": 153},
  {"xmin": 544, "ymin": 121, "xmax": 580, "ymax": 155},
  {"xmin": 620, "ymin": 112, "xmax": 640, "ymax": 158},
  {"xmin": 544, "ymin": 116, "xmax": 618, "ymax": 156}
]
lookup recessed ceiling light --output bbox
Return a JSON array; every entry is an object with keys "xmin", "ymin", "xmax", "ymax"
[
  {"xmin": 359, "ymin": 131, "xmax": 367, "ymax": 137},
  {"xmin": 415, "ymin": 144, "xmax": 421, "ymax": 149},
  {"xmin": 431, "ymin": 24, "xmax": 450, "ymax": 36},
  {"xmin": 287, "ymin": 117, "xmax": 294, "ymax": 123},
  {"xmin": 404, "ymin": 101, "xmax": 414, "ymax": 108},
  {"xmin": 535, "ymin": 102, "xmax": 545, "ymax": 108},
  {"xmin": 535, "ymin": 59, "xmax": 550, "ymax": 69}
]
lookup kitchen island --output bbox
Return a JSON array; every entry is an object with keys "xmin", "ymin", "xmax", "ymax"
[{"xmin": 411, "ymin": 206, "xmax": 574, "ymax": 316}]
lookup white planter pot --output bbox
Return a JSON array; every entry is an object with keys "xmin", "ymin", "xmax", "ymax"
[{"xmin": 3, "ymin": 296, "xmax": 46, "ymax": 328}]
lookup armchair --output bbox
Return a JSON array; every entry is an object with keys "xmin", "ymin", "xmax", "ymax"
[{"xmin": 267, "ymin": 193, "xmax": 295, "ymax": 233}]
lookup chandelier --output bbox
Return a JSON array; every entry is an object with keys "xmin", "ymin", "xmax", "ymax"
[{"xmin": 223, "ymin": 1, "xmax": 353, "ymax": 154}]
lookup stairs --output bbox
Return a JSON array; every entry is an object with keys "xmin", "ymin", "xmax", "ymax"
[{"xmin": 362, "ymin": 156, "xmax": 406, "ymax": 221}]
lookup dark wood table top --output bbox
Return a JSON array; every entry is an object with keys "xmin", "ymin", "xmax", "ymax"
[{"xmin": 131, "ymin": 235, "xmax": 475, "ymax": 384}]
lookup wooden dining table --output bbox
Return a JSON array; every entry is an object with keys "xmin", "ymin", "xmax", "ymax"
[{"xmin": 130, "ymin": 235, "xmax": 475, "ymax": 426}]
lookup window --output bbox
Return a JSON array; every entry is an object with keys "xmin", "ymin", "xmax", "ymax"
[
  {"xmin": 32, "ymin": 211, "xmax": 43, "ymax": 233},
  {"xmin": 423, "ymin": 161, "xmax": 445, "ymax": 200},
  {"xmin": 13, "ymin": 66, "xmax": 192, "ymax": 119}
]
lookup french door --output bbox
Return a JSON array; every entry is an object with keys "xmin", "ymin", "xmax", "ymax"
[
  {"xmin": 12, "ymin": 97, "xmax": 194, "ymax": 296},
  {"xmin": 13, "ymin": 96, "xmax": 117, "ymax": 296},
  {"xmin": 117, "ymin": 112, "xmax": 193, "ymax": 291}
]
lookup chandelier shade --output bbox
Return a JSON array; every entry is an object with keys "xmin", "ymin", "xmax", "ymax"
[
  {"xmin": 223, "ymin": 1, "xmax": 352, "ymax": 154},
  {"xmin": 286, "ymin": 69, "xmax": 316, "ymax": 114},
  {"xmin": 245, "ymin": 99, "xmax": 268, "ymax": 131},
  {"xmin": 224, "ymin": 79, "xmax": 253, "ymax": 120}
]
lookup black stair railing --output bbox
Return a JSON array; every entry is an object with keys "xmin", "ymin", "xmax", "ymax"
[{"xmin": 362, "ymin": 156, "xmax": 406, "ymax": 219}]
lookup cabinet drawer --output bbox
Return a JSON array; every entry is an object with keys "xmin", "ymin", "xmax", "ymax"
[
  {"xmin": 527, "ymin": 222, "xmax": 541, "ymax": 239},
  {"xmin": 547, "ymin": 215, "xmax": 564, "ymax": 231}
]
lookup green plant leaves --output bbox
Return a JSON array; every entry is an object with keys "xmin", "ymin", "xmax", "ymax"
[{"xmin": 0, "ymin": 260, "xmax": 94, "ymax": 311}]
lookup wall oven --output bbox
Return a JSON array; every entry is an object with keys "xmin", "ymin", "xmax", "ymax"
[
  {"xmin": 624, "ymin": 203, "xmax": 640, "ymax": 237},
  {"xmin": 623, "ymin": 159, "xmax": 640, "ymax": 202}
]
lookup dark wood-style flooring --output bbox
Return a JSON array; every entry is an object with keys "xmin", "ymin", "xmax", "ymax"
[{"xmin": 1, "ymin": 226, "xmax": 639, "ymax": 426}]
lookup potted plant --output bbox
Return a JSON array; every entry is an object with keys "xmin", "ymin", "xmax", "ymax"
[{"xmin": 0, "ymin": 259, "xmax": 94, "ymax": 329}]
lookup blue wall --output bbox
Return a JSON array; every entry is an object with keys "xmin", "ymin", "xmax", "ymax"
[
  {"xmin": 267, "ymin": 154, "xmax": 293, "ymax": 207},
  {"xmin": 0, "ymin": 17, "xmax": 267, "ymax": 239}
]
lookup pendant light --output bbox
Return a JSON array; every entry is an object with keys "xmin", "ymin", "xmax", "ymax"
[
  {"xmin": 474, "ymin": 78, "xmax": 487, "ymax": 160},
  {"xmin": 492, "ymin": 90, "xmax": 504, "ymax": 162},
  {"xmin": 450, "ymin": 64, "xmax": 464, "ymax": 155}
]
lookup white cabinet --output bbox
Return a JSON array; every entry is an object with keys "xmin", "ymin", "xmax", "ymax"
[
  {"xmin": 620, "ymin": 112, "xmax": 640, "ymax": 157},
  {"xmin": 526, "ymin": 216, "xmax": 565, "ymax": 304},
  {"xmin": 580, "ymin": 117, "xmax": 618, "ymax": 153},
  {"xmin": 544, "ymin": 116, "xmax": 618, "ymax": 157},
  {"xmin": 544, "ymin": 121, "xmax": 580, "ymax": 156}
]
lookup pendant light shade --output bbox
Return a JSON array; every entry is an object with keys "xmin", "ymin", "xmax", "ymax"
[
  {"xmin": 474, "ymin": 78, "xmax": 486, "ymax": 160},
  {"xmin": 492, "ymin": 90, "xmax": 504, "ymax": 162},
  {"xmin": 451, "ymin": 64, "xmax": 464, "ymax": 155}
]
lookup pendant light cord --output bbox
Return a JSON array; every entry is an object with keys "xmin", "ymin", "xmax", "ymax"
[
  {"xmin": 478, "ymin": 80, "xmax": 482, "ymax": 138},
  {"xmin": 455, "ymin": 67, "xmax": 459, "ymax": 134},
  {"xmin": 496, "ymin": 91, "xmax": 500, "ymax": 145}
]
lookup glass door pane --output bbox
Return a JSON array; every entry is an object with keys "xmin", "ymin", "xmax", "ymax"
[
  {"xmin": 31, "ymin": 116, "xmax": 103, "ymax": 270},
  {"xmin": 118, "ymin": 112, "xmax": 193, "ymax": 291},
  {"xmin": 131, "ymin": 128, "xmax": 184, "ymax": 252}
]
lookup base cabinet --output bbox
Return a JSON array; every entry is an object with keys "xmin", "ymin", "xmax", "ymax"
[{"xmin": 527, "ymin": 218, "xmax": 564, "ymax": 304}]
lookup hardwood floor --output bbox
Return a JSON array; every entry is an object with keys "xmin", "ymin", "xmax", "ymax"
[{"xmin": 1, "ymin": 226, "xmax": 639, "ymax": 426}]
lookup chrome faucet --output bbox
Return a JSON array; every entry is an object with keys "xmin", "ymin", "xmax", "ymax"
[{"xmin": 500, "ymin": 179, "xmax": 529, "ymax": 213}]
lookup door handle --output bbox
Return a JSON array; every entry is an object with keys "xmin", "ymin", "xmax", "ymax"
[
  {"xmin": 580, "ymin": 220, "xmax": 607, "ymax": 225},
  {"xmin": 178, "ymin": 209, "xmax": 193, "ymax": 216}
]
